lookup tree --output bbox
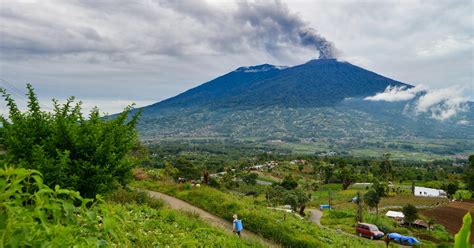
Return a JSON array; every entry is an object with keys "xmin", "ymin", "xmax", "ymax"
[
  {"xmin": 163, "ymin": 161, "xmax": 179, "ymax": 179},
  {"xmin": 402, "ymin": 204, "xmax": 418, "ymax": 225},
  {"xmin": 364, "ymin": 190, "xmax": 380, "ymax": 215},
  {"xmin": 322, "ymin": 163, "xmax": 334, "ymax": 184},
  {"xmin": 242, "ymin": 173, "xmax": 258, "ymax": 185},
  {"xmin": 281, "ymin": 175, "xmax": 298, "ymax": 190},
  {"xmin": 284, "ymin": 189, "xmax": 310, "ymax": 216},
  {"xmin": 356, "ymin": 191, "xmax": 363, "ymax": 222},
  {"xmin": 336, "ymin": 166, "xmax": 355, "ymax": 190},
  {"xmin": 1, "ymin": 84, "xmax": 141, "ymax": 197},
  {"xmin": 372, "ymin": 181, "xmax": 388, "ymax": 197},
  {"xmin": 173, "ymin": 157, "xmax": 200, "ymax": 179},
  {"xmin": 203, "ymin": 170, "xmax": 210, "ymax": 184},
  {"xmin": 379, "ymin": 153, "xmax": 392, "ymax": 181},
  {"xmin": 444, "ymin": 182, "xmax": 459, "ymax": 198},
  {"xmin": 465, "ymin": 155, "xmax": 474, "ymax": 191}
]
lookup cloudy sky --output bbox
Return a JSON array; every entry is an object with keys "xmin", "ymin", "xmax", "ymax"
[{"xmin": 0, "ymin": 0, "xmax": 473, "ymax": 115}]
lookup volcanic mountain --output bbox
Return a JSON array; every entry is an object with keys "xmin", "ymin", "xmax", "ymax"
[
  {"xmin": 150, "ymin": 59, "xmax": 411, "ymax": 110},
  {"xmin": 137, "ymin": 59, "xmax": 473, "ymax": 147}
]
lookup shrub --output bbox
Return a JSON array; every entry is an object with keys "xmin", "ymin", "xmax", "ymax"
[
  {"xmin": 0, "ymin": 84, "xmax": 141, "ymax": 197},
  {"xmin": 328, "ymin": 210, "xmax": 355, "ymax": 219},
  {"xmin": 108, "ymin": 187, "xmax": 164, "ymax": 209}
]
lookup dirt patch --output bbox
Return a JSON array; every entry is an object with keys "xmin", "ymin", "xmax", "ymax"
[{"xmin": 421, "ymin": 201, "xmax": 474, "ymax": 243}]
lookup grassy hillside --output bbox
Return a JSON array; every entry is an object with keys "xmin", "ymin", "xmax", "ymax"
[
  {"xmin": 134, "ymin": 180, "xmax": 383, "ymax": 248},
  {"xmin": 0, "ymin": 167, "xmax": 262, "ymax": 247}
]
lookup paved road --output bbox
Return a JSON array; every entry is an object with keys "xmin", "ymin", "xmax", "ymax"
[{"xmin": 143, "ymin": 189, "xmax": 279, "ymax": 248}]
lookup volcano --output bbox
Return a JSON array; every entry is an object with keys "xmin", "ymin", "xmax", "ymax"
[{"xmin": 137, "ymin": 59, "xmax": 473, "ymax": 144}]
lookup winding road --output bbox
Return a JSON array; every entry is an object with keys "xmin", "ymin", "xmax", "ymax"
[{"xmin": 143, "ymin": 189, "xmax": 279, "ymax": 248}]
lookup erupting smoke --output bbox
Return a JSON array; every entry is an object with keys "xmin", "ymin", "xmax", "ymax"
[
  {"xmin": 299, "ymin": 29, "xmax": 337, "ymax": 59},
  {"xmin": 161, "ymin": 0, "xmax": 339, "ymax": 59}
]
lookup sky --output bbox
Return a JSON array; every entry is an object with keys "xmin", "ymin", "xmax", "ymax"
[{"xmin": 0, "ymin": 0, "xmax": 473, "ymax": 116}]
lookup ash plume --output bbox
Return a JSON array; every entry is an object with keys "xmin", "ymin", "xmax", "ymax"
[
  {"xmin": 299, "ymin": 29, "xmax": 337, "ymax": 59},
  {"xmin": 160, "ymin": 0, "xmax": 339, "ymax": 59}
]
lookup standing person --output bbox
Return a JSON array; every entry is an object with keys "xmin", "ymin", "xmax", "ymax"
[{"xmin": 233, "ymin": 214, "xmax": 243, "ymax": 238}]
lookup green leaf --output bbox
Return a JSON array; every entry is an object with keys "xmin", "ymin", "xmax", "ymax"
[{"xmin": 454, "ymin": 212, "xmax": 472, "ymax": 248}]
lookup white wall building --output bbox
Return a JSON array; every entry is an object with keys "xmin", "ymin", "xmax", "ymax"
[{"xmin": 414, "ymin": 186, "xmax": 447, "ymax": 197}]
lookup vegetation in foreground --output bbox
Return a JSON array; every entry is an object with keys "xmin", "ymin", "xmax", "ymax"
[
  {"xmin": 0, "ymin": 86, "xmax": 263, "ymax": 247},
  {"xmin": 0, "ymin": 167, "xmax": 261, "ymax": 247}
]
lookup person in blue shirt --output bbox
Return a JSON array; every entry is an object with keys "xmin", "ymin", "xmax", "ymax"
[{"xmin": 233, "ymin": 214, "xmax": 243, "ymax": 238}]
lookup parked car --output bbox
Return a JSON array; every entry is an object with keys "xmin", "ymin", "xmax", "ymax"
[
  {"xmin": 356, "ymin": 223, "xmax": 384, "ymax": 240},
  {"xmin": 387, "ymin": 233, "xmax": 420, "ymax": 246}
]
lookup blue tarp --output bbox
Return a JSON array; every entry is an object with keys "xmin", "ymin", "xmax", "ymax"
[
  {"xmin": 320, "ymin": 204, "xmax": 331, "ymax": 210},
  {"xmin": 388, "ymin": 233, "xmax": 420, "ymax": 245}
]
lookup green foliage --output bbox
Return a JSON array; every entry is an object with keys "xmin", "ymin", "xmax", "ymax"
[
  {"xmin": 0, "ymin": 167, "xmax": 262, "ymax": 247},
  {"xmin": 402, "ymin": 204, "xmax": 418, "ymax": 224},
  {"xmin": 242, "ymin": 172, "xmax": 258, "ymax": 185},
  {"xmin": 0, "ymin": 84, "xmax": 140, "ymax": 197},
  {"xmin": 444, "ymin": 182, "xmax": 459, "ymax": 197},
  {"xmin": 465, "ymin": 155, "xmax": 474, "ymax": 191},
  {"xmin": 363, "ymin": 190, "xmax": 380, "ymax": 214},
  {"xmin": 280, "ymin": 175, "xmax": 298, "ymax": 190},
  {"xmin": 0, "ymin": 166, "xmax": 111, "ymax": 246},
  {"xmin": 371, "ymin": 180, "xmax": 388, "ymax": 197},
  {"xmin": 107, "ymin": 187, "xmax": 164, "ymax": 209},
  {"xmin": 454, "ymin": 190, "xmax": 472, "ymax": 200},
  {"xmin": 363, "ymin": 214, "xmax": 396, "ymax": 234},
  {"xmin": 454, "ymin": 212, "xmax": 472, "ymax": 248}
]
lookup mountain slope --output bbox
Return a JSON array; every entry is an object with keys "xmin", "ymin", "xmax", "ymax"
[
  {"xmin": 148, "ymin": 59, "xmax": 411, "ymax": 110},
  {"xmin": 137, "ymin": 59, "xmax": 473, "ymax": 147}
]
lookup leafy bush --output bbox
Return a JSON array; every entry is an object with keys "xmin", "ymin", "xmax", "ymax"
[
  {"xmin": 108, "ymin": 187, "xmax": 164, "ymax": 209},
  {"xmin": 0, "ymin": 84, "xmax": 140, "ymax": 197},
  {"xmin": 328, "ymin": 210, "xmax": 355, "ymax": 219}
]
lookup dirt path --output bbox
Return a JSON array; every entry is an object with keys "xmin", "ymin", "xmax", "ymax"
[
  {"xmin": 307, "ymin": 208, "xmax": 323, "ymax": 226},
  {"xmin": 143, "ymin": 189, "xmax": 279, "ymax": 248}
]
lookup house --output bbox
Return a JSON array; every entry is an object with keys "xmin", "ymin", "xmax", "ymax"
[{"xmin": 413, "ymin": 186, "xmax": 447, "ymax": 197}]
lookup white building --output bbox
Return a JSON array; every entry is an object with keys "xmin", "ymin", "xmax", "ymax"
[
  {"xmin": 385, "ymin": 211, "xmax": 404, "ymax": 219},
  {"xmin": 414, "ymin": 186, "xmax": 447, "ymax": 197}
]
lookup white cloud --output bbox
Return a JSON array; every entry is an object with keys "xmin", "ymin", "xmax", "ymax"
[
  {"xmin": 364, "ymin": 85, "xmax": 425, "ymax": 102},
  {"xmin": 365, "ymin": 84, "xmax": 470, "ymax": 120},
  {"xmin": 416, "ymin": 86, "xmax": 469, "ymax": 120}
]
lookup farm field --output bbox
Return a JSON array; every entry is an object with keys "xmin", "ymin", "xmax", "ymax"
[{"xmin": 422, "ymin": 201, "xmax": 474, "ymax": 243}]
